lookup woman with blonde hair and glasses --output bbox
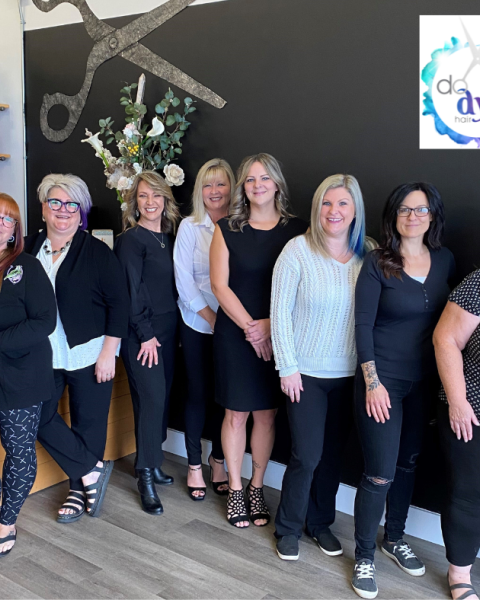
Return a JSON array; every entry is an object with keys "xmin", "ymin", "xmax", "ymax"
[
  {"xmin": 0, "ymin": 193, "xmax": 56, "ymax": 555},
  {"xmin": 271, "ymin": 174, "xmax": 373, "ymax": 562},
  {"xmin": 174, "ymin": 159, "xmax": 235, "ymax": 500},
  {"xmin": 210, "ymin": 153, "xmax": 308, "ymax": 528},
  {"xmin": 115, "ymin": 171, "xmax": 180, "ymax": 515}
]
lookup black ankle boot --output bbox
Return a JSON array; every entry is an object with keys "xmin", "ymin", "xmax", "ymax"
[
  {"xmin": 153, "ymin": 467, "xmax": 174, "ymax": 486},
  {"xmin": 136, "ymin": 468, "xmax": 164, "ymax": 515}
]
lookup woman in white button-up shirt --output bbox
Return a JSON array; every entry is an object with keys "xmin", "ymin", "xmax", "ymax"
[{"xmin": 174, "ymin": 159, "xmax": 236, "ymax": 500}]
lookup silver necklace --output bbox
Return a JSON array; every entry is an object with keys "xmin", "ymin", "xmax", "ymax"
[
  {"xmin": 145, "ymin": 227, "xmax": 165, "ymax": 248},
  {"xmin": 43, "ymin": 240, "xmax": 72, "ymax": 256}
]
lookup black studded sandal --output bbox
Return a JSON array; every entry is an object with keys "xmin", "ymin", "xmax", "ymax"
[
  {"xmin": 227, "ymin": 488, "xmax": 249, "ymax": 527},
  {"xmin": 84, "ymin": 460, "xmax": 114, "ymax": 517},
  {"xmin": 246, "ymin": 481, "xmax": 270, "ymax": 527},
  {"xmin": 57, "ymin": 490, "xmax": 86, "ymax": 523}
]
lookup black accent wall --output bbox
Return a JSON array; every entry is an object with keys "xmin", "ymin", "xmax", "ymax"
[{"xmin": 25, "ymin": 0, "xmax": 480, "ymax": 513}]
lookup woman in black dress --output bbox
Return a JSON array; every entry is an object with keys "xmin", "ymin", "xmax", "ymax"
[
  {"xmin": 210, "ymin": 153, "xmax": 308, "ymax": 528},
  {"xmin": 0, "ymin": 193, "xmax": 56, "ymax": 555},
  {"xmin": 114, "ymin": 171, "xmax": 180, "ymax": 515}
]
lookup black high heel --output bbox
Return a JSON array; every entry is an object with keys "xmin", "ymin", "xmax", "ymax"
[
  {"xmin": 208, "ymin": 454, "xmax": 229, "ymax": 496},
  {"xmin": 187, "ymin": 465, "xmax": 206, "ymax": 501},
  {"xmin": 226, "ymin": 488, "xmax": 249, "ymax": 528},
  {"xmin": 246, "ymin": 480, "xmax": 270, "ymax": 526}
]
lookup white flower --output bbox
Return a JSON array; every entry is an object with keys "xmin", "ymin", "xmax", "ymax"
[
  {"xmin": 120, "ymin": 202, "xmax": 128, "ymax": 212},
  {"xmin": 117, "ymin": 176, "xmax": 134, "ymax": 191},
  {"xmin": 123, "ymin": 123, "xmax": 140, "ymax": 140},
  {"xmin": 146, "ymin": 117, "xmax": 165, "ymax": 138},
  {"xmin": 164, "ymin": 163, "xmax": 185, "ymax": 186},
  {"xmin": 81, "ymin": 131, "xmax": 104, "ymax": 156},
  {"xmin": 133, "ymin": 162, "xmax": 143, "ymax": 175},
  {"xmin": 85, "ymin": 128, "xmax": 93, "ymax": 137}
]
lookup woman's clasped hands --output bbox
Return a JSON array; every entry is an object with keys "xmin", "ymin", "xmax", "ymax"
[{"xmin": 244, "ymin": 318, "xmax": 272, "ymax": 361}]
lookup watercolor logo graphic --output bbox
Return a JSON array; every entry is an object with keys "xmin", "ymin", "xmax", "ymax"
[{"xmin": 421, "ymin": 17, "xmax": 480, "ymax": 148}]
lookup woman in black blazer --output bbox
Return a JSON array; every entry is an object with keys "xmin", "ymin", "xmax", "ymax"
[
  {"xmin": 24, "ymin": 174, "xmax": 129, "ymax": 524},
  {"xmin": 0, "ymin": 193, "xmax": 56, "ymax": 556}
]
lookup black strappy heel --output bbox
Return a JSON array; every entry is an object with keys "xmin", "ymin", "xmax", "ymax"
[
  {"xmin": 84, "ymin": 460, "xmax": 114, "ymax": 517},
  {"xmin": 187, "ymin": 465, "xmax": 206, "ymax": 501},
  {"xmin": 208, "ymin": 454, "xmax": 229, "ymax": 496},
  {"xmin": 246, "ymin": 481, "xmax": 270, "ymax": 526},
  {"xmin": 226, "ymin": 488, "xmax": 249, "ymax": 527}
]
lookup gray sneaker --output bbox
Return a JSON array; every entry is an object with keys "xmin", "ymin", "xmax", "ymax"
[
  {"xmin": 276, "ymin": 535, "xmax": 299, "ymax": 561},
  {"xmin": 381, "ymin": 539, "xmax": 425, "ymax": 576},
  {"xmin": 352, "ymin": 559, "xmax": 378, "ymax": 599}
]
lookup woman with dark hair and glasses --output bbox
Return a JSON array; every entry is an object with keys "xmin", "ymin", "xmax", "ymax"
[
  {"xmin": 351, "ymin": 182, "xmax": 455, "ymax": 599},
  {"xmin": 24, "ymin": 174, "xmax": 129, "ymax": 523},
  {"xmin": 0, "ymin": 193, "xmax": 56, "ymax": 555}
]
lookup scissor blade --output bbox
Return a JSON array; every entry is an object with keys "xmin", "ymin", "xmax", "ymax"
[
  {"xmin": 461, "ymin": 18, "xmax": 480, "ymax": 59},
  {"xmin": 117, "ymin": 0, "xmax": 197, "ymax": 48},
  {"xmin": 121, "ymin": 43, "xmax": 226, "ymax": 109}
]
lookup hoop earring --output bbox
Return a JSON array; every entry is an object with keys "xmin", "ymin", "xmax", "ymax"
[
  {"xmin": 42, "ymin": 216, "xmax": 46, "ymax": 222},
  {"xmin": 8, "ymin": 235, "xmax": 15, "ymax": 243},
  {"xmin": 79, "ymin": 221, "xmax": 83, "ymax": 227}
]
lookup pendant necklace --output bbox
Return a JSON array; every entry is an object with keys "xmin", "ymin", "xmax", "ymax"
[
  {"xmin": 145, "ymin": 227, "xmax": 165, "ymax": 248},
  {"xmin": 43, "ymin": 240, "xmax": 72, "ymax": 256}
]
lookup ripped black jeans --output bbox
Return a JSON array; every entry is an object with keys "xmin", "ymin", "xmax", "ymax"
[{"xmin": 353, "ymin": 370, "xmax": 433, "ymax": 561}]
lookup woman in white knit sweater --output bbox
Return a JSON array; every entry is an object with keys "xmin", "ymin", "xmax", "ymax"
[{"xmin": 271, "ymin": 174, "xmax": 373, "ymax": 561}]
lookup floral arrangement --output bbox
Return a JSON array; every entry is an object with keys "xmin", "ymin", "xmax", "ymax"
[{"xmin": 82, "ymin": 78, "xmax": 196, "ymax": 208}]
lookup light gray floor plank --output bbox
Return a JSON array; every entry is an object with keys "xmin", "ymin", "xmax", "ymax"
[{"xmin": 0, "ymin": 452, "xmax": 477, "ymax": 599}]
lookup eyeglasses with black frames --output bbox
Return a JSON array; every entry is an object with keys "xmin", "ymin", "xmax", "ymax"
[
  {"xmin": 397, "ymin": 206, "xmax": 431, "ymax": 217},
  {"xmin": 47, "ymin": 199, "xmax": 81, "ymax": 213},
  {"xmin": 0, "ymin": 215, "xmax": 17, "ymax": 229}
]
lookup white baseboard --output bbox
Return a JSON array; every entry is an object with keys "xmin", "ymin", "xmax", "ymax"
[{"xmin": 163, "ymin": 428, "xmax": 446, "ymax": 550}]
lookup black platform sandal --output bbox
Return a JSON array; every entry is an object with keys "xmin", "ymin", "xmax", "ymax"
[
  {"xmin": 208, "ymin": 454, "xmax": 229, "ymax": 496},
  {"xmin": 448, "ymin": 574, "xmax": 479, "ymax": 600},
  {"xmin": 187, "ymin": 465, "xmax": 206, "ymax": 501},
  {"xmin": 0, "ymin": 529, "xmax": 16, "ymax": 557},
  {"xmin": 246, "ymin": 481, "xmax": 270, "ymax": 527},
  {"xmin": 57, "ymin": 490, "xmax": 86, "ymax": 523},
  {"xmin": 84, "ymin": 460, "xmax": 114, "ymax": 517},
  {"xmin": 226, "ymin": 488, "xmax": 249, "ymax": 528}
]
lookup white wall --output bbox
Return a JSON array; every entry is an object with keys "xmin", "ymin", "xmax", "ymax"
[{"xmin": 0, "ymin": 0, "xmax": 26, "ymax": 222}]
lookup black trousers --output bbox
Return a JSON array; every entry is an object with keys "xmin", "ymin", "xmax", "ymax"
[
  {"xmin": 354, "ymin": 370, "xmax": 433, "ymax": 561},
  {"xmin": 439, "ymin": 402, "xmax": 480, "ymax": 566},
  {"xmin": 274, "ymin": 375, "xmax": 354, "ymax": 539},
  {"xmin": 37, "ymin": 364, "xmax": 112, "ymax": 489},
  {"xmin": 121, "ymin": 313, "xmax": 177, "ymax": 470},
  {"xmin": 0, "ymin": 404, "xmax": 42, "ymax": 526},
  {"xmin": 180, "ymin": 320, "xmax": 224, "ymax": 465}
]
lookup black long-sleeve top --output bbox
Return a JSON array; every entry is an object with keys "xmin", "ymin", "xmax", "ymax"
[
  {"xmin": 0, "ymin": 252, "xmax": 57, "ymax": 410},
  {"xmin": 355, "ymin": 247, "xmax": 455, "ymax": 381},
  {"xmin": 24, "ymin": 229, "xmax": 129, "ymax": 348},
  {"xmin": 114, "ymin": 225, "xmax": 177, "ymax": 343}
]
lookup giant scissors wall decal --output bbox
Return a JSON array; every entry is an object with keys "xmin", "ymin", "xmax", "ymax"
[{"xmin": 33, "ymin": 0, "xmax": 227, "ymax": 143}]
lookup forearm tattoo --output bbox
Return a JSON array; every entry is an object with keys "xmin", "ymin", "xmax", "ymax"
[{"xmin": 361, "ymin": 361, "xmax": 380, "ymax": 391}]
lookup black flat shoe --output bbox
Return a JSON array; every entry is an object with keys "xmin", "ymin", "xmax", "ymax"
[
  {"xmin": 208, "ymin": 454, "xmax": 229, "ymax": 496},
  {"xmin": 137, "ymin": 468, "xmax": 164, "ymax": 515},
  {"xmin": 0, "ymin": 529, "xmax": 16, "ymax": 557}
]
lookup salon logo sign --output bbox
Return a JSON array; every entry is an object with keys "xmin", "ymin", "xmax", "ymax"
[{"xmin": 420, "ymin": 15, "xmax": 480, "ymax": 149}]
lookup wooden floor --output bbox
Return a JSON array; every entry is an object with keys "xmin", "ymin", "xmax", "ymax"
[{"xmin": 1, "ymin": 453, "xmax": 478, "ymax": 600}]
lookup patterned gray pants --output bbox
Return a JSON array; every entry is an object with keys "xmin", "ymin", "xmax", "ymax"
[{"xmin": 0, "ymin": 404, "xmax": 41, "ymax": 526}]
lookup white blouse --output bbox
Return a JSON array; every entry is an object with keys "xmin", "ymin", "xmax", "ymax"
[
  {"xmin": 173, "ymin": 214, "xmax": 219, "ymax": 334},
  {"xmin": 37, "ymin": 239, "xmax": 118, "ymax": 371}
]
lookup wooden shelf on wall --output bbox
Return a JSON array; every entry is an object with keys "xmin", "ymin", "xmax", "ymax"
[
  {"xmin": 0, "ymin": 154, "xmax": 10, "ymax": 161},
  {"xmin": 0, "ymin": 104, "xmax": 9, "ymax": 111}
]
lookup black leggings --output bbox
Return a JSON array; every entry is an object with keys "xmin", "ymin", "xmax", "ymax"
[
  {"xmin": 180, "ymin": 320, "xmax": 224, "ymax": 465},
  {"xmin": 0, "ymin": 405, "xmax": 42, "ymax": 526},
  {"xmin": 274, "ymin": 375, "xmax": 354, "ymax": 539},
  {"xmin": 439, "ymin": 401, "xmax": 480, "ymax": 566}
]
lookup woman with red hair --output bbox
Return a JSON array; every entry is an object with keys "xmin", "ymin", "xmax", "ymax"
[{"xmin": 0, "ymin": 193, "xmax": 56, "ymax": 556}]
